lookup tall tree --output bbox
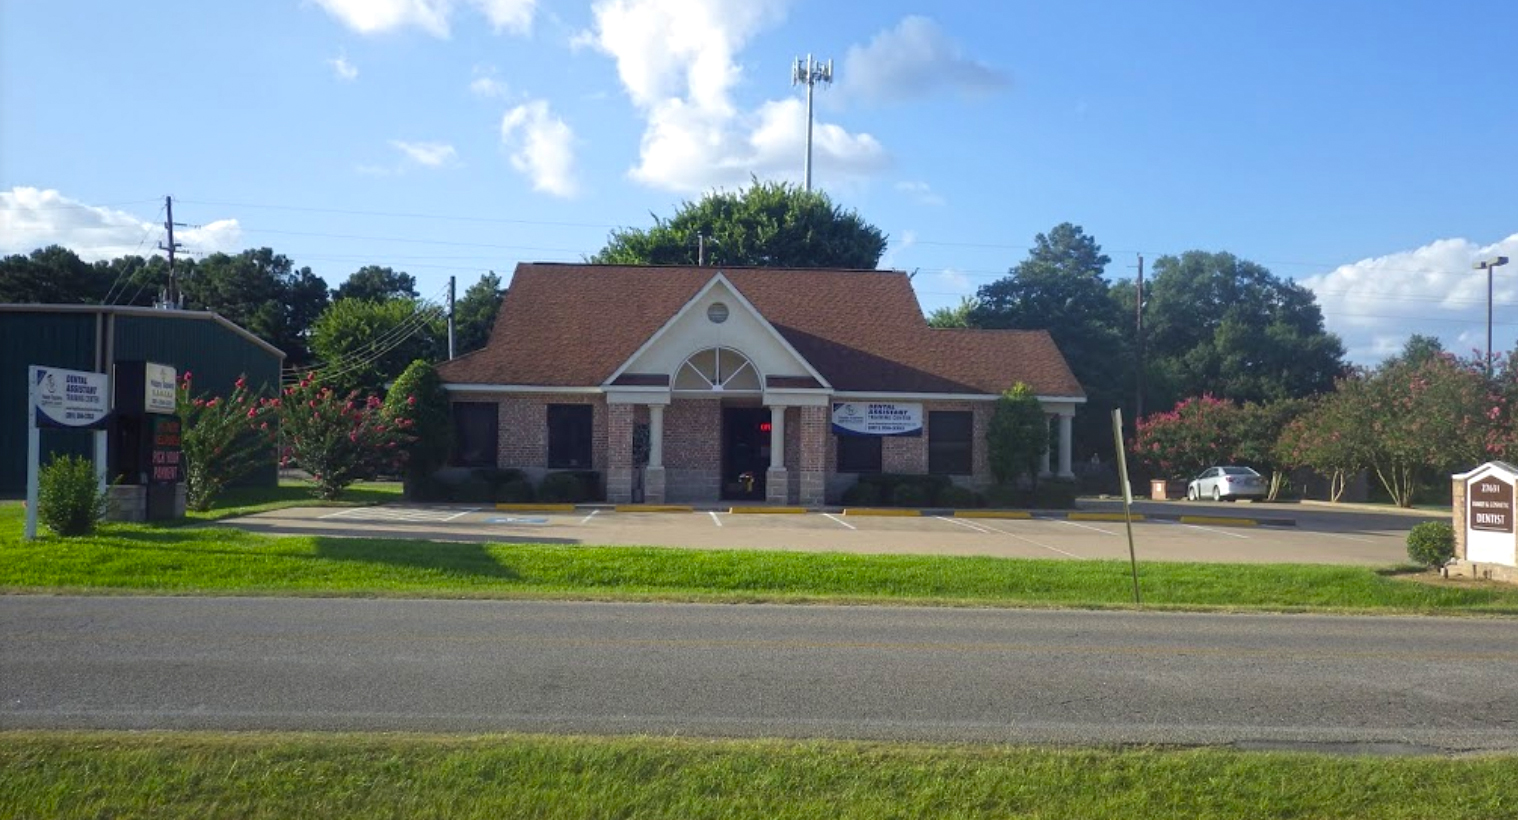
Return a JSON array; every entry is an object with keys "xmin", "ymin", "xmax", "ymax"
[
  {"xmin": 969, "ymin": 223, "xmax": 1129, "ymax": 455},
  {"xmin": 1143, "ymin": 251, "xmax": 1345, "ymax": 407},
  {"xmin": 453, "ymin": 271, "xmax": 505, "ymax": 355},
  {"xmin": 0, "ymin": 246, "xmax": 113, "ymax": 303},
  {"xmin": 926, "ymin": 296, "xmax": 978, "ymax": 329},
  {"xmin": 591, "ymin": 179, "xmax": 887, "ymax": 269},
  {"xmin": 181, "ymin": 248, "xmax": 330, "ymax": 365},
  {"xmin": 333, "ymin": 266, "xmax": 418, "ymax": 302},
  {"xmin": 308, "ymin": 297, "xmax": 445, "ymax": 399}
]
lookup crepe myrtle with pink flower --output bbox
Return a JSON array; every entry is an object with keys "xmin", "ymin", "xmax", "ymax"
[{"xmin": 278, "ymin": 373, "xmax": 415, "ymax": 501}]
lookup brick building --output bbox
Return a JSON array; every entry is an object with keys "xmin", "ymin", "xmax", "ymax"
[{"xmin": 436, "ymin": 264, "xmax": 1085, "ymax": 505}]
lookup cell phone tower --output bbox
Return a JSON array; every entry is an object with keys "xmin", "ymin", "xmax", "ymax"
[{"xmin": 791, "ymin": 54, "xmax": 833, "ymax": 192}]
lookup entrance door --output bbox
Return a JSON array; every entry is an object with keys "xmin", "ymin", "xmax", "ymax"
[{"xmin": 721, "ymin": 407, "xmax": 771, "ymax": 501}]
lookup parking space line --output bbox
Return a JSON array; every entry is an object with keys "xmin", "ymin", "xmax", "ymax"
[
  {"xmin": 1158, "ymin": 520, "xmax": 1251, "ymax": 539},
  {"xmin": 441, "ymin": 507, "xmax": 480, "ymax": 522},
  {"xmin": 822, "ymin": 513, "xmax": 856, "ymax": 530},
  {"xmin": 936, "ymin": 515, "xmax": 992, "ymax": 534},
  {"xmin": 975, "ymin": 520, "xmax": 1082, "ymax": 558},
  {"xmin": 579, "ymin": 509, "xmax": 599, "ymax": 525},
  {"xmin": 709, "ymin": 511, "xmax": 723, "ymax": 528},
  {"xmin": 1054, "ymin": 519, "xmax": 1120, "ymax": 537}
]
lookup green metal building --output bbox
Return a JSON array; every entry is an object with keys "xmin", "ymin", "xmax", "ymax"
[{"xmin": 1, "ymin": 304, "xmax": 285, "ymax": 496}]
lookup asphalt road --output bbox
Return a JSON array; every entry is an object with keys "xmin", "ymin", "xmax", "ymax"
[{"xmin": 4, "ymin": 596, "xmax": 1516, "ymax": 752}]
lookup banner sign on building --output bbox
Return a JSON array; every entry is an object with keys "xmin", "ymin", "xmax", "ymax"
[
  {"xmin": 30, "ymin": 365, "xmax": 110, "ymax": 429},
  {"xmin": 831, "ymin": 402, "xmax": 923, "ymax": 437},
  {"xmin": 145, "ymin": 363, "xmax": 178, "ymax": 415}
]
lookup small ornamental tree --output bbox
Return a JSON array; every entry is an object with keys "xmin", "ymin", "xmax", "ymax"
[
  {"xmin": 279, "ymin": 375, "xmax": 414, "ymax": 500},
  {"xmin": 1274, "ymin": 381, "xmax": 1375, "ymax": 503},
  {"xmin": 1131, "ymin": 395, "xmax": 1242, "ymax": 478},
  {"xmin": 384, "ymin": 360, "xmax": 453, "ymax": 496},
  {"xmin": 1234, "ymin": 398, "xmax": 1308, "ymax": 500},
  {"xmin": 176, "ymin": 371, "xmax": 278, "ymax": 511},
  {"xmin": 987, "ymin": 383, "xmax": 1048, "ymax": 486},
  {"xmin": 1364, "ymin": 354, "xmax": 1493, "ymax": 507}
]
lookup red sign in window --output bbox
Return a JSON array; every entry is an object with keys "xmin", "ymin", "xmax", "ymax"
[{"xmin": 758, "ymin": 422, "xmax": 773, "ymax": 432}]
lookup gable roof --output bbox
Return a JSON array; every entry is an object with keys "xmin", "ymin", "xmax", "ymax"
[{"xmin": 437, "ymin": 263, "xmax": 1084, "ymax": 398}]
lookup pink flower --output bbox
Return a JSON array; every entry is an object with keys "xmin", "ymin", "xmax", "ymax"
[
  {"xmin": 234, "ymin": 377, "xmax": 246, "ymax": 389},
  {"xmin": 407, "ymin": 395, "xmax": 417, "ymax": 406},
  {"xmin": 247, "ymin": 408, "xmax": 257, "ymax": 419}
]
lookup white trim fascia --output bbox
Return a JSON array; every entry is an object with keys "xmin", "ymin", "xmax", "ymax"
[
  {"xmin": 830, "ymin": 390, "xmax": 1087, "ymax": 404},
  {"xmin": 601, "ymin": 272, "xmax": 833, "ymax": 390},
  {"xmin": 443, "ymin": 384, "xmax": 603, "ymax": 394},
  {"xmin": 1454, "ymin": 461, "xmax": 1518, "ymax": 481}
]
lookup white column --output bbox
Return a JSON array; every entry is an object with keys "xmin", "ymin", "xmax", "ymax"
[
  {"xmin": 769, "ymin": 406, "xmax": 786, "ymax": 468},
  {"xmin": 1039, "ymin": 414, "xmax": 1053, "ymax": 477},
  {"xmin": 647, "ymin": 404, "xmax": 664, "ymax": 469},
  {"xmin": 1057, "ymin": 413, "xmax": 1074, "ymax": 478}
]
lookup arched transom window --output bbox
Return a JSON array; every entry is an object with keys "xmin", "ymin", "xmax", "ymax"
[{"xmin": 674, "ymin": 347, "xmax": 762, "ymax": 392}]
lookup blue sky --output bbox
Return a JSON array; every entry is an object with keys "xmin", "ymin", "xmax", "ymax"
[{"xmin": 3, "ymin": 0, "xmax": 1516, "ymax": 364}]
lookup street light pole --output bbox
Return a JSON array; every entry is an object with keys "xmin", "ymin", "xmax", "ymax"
[{"xmin": 1474, "ymin": 256, "xmax": 1510, "ymax": 373}]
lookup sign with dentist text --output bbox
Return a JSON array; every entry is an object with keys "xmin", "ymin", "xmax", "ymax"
[
  {"xmin": 30, "ymin": 365, "xmax": 111, "ymax": 430},
  {"xmin": 831, "ymin": 402, "xmax": 923, "ymax": 437}
]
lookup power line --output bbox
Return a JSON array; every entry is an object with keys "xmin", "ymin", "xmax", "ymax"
[
  {"xmin": 284, "ymin": 302, "xmax": 448, "ymax": 388},
  {"xmin": 283, "ymin": 286, "xmax": 451, "ymax": 381},
  {"xmin": 174, "ymin": 198, "xmax": 620, "ymax": 230}
]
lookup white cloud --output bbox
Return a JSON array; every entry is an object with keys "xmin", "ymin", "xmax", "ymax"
[
  {"xmin": 837, "ymin": 16, "xmax": 1008, "ymax": 106},
  {"xmin": 469, "ymin": 67, "xmax": 510, "ymax": 98},
  {"xmin": 895, "ymin": 180, "xmax": 945, "ymax": 206},
  {"xmin": 390, "ymin": 140, "xmax": 460, "ymax": 167},
  {"xmin": 327, "ymin": 53, "xmax": 359, "ymax": 81},
  {"xmin": 937, "ymin": 267, "xmax": 973, "ymax": 294},
  {"xmin": 312, "ymin": 0, "xmax": 536, "ymax": 37},
  {"xmin": 1300, "ymin": 233, "xmax": 1518, "ymax": 364},
  {"xmin": 0, "ymin": 187, "xmax": 240, "ymax": 262},
  {"xmin": 580, "ymin": 0, "xmax": 889, "ymax": 192},
  {"xmin": 500, "ymin": 100, "xmax": 579, "ymax": 197}
]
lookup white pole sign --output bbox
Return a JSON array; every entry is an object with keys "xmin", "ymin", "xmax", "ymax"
[{"xmin": 25, "ymin": 365, "xmax": 112, "ymax": 540}]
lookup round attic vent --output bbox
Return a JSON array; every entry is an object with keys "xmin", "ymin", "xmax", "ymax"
[{"xmin": 707, "ymin": 302, "xmax": 730, "ymax": 324}]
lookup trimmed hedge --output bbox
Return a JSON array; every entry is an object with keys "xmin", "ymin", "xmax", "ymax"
[
  {"xmin": 840, "ymin": 482, "xmax": 881, "ymax": 507},
  {"xmin": 937, "ymin": 484, "xmax": 980, "ymax": 509},
  {"xmin": 539, "ymin": 471, "xmax": 602, "ymax": 503},
  {"xmin": 1407, "ymin": 521, "xmax": 1455, "ymax": 568}
]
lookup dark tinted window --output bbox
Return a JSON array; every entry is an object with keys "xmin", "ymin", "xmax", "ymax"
[
  {"xmin": 928, "ymin": 411, "xmax": 973, "ymax": 475},
  {"xmin": 548, "ymin": 404, "xmax": 594, "ymax": 469},
  {"xmin": 451, "ymin": 402, "xmax": 498, "ymax": 468},
  {"xmin": 837, "ymin": 435, "xmax": 883, "ymax": 473}
]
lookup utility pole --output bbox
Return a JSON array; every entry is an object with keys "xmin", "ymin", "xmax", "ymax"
[
  {"xmin": 447, "ymin": 275, "xmax": 457, "ymax": 360},
  {"xmin": 791, "ymin": 54, "xmax": 833, "ymax": 192},
  {"xmin": 1135, "ymin": 253, "xmax": 1145, "ymax": 420},
  {"xmin": 1475, "ymin": 256, "xmax": 1510, "ymax": 374},
  {"xmin": 157, "ymin": 195, "xmax": 185, "ymax": 308}
]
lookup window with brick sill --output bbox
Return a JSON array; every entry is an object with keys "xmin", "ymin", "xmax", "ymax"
[
  {"xmin": 548, "ymin": 404, "xmax": 594, "ymax": 469},
  {"xmin": 837, "ymin": 435, "xmax": 882, "ymax": 474},
  {"xmin": 451, "ymin": 402, "xmax": 498, "ymax": 468},
  {"xmin": 928, "ymin": 411, "xmax": 973, "ymax": 476}
]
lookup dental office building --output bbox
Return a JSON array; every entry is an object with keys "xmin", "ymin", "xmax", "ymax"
[{"xmin": 437, "ymin": 264, "xmax": 1085, "ymax": 506}]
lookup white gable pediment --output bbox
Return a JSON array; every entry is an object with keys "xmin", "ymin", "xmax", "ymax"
[
  {"xmin": 604, "ymin": 273, "xmax": 830, "ymax": 391},
  {"xmin": 1455, "ymin": 461, "xmax": 1518, "ymax": 483}
]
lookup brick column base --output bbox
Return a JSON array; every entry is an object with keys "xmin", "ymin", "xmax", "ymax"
[
  {"xmin": 644, "ymin": 467, "xmax": 666, "ymax": 505},
  {"xmin": 766, "ymin": 468, "xmax": 790, "ymax": 505},
  {"xmin": 798, "ymin": 470, "xmax": 825, "ymax": 508},
  {"xmin": 607, "ymin": 467, "xmax": 634, "ymax": 504}
]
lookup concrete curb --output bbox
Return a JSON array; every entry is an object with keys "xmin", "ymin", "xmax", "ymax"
[
  {"xmin": 494, "ymin": 503, "xmax": 576, "ymax": 512},
  {"xmin": 728, "ymin": 506, "xmax": 807, "ymax": 514},
  {"xmin": 1178, "ymin": 515, "xmax": 1261, "ymax": 527},
  {"xmin": 953, "ymin": 510, "xmax": 1033, "ymax": 520},
  {"xmin": 842, "ymin": 508, "xmax": 922, "ymax": 517},
  {"xmin": 1068, "ymin": 512, "xmax": 1144, "ymax": 522},
  {"xmin": 613, "ymin": 504, "xmax": 695, "ymax": 513}
]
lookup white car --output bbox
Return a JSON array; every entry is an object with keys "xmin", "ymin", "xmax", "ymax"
[{"xmin": 1187, "ymin": 466, "xmax": 1267, "ymax": 502}]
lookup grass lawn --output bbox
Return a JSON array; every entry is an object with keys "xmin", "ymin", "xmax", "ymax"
[
  {"xmin": 3, "ymin": 731, "xmax": 1516, "ymax": 820},
  {"xmin": 185, "ymin": 479, "xmax": 404, "ymax": 521},
  {"xmin": 2, "ymin": 502, "xmax": 1516, "ymax": 613}
]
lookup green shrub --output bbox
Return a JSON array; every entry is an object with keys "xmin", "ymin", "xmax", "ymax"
[
  {"xmin": 858, "ymin": 473, "xmax": 951, "ymax": 505},
  {"xmin": 1406, "ymin": 521, "xmax": 1455, "ymax": 568},
  {"xmin": 840, "ymin": 482, "xmax": 880, "ymax": 506},
  {"xmin": 1032, "ymin": 479, "xmax": 1079, "ymax": 509},
  {"xmin": 564, "ymin": 470, "xmax": 603, "ymax": 502},
  {"xmin": 475, "ymin": 467, "xmax": 527, "ymax": 487},
  {"xmin": 385, "ymin": 361, "xmax": 454, "ymax": 496},
  {"xmin": 539, "ymin": 472, "xmax": 589, "ymax": 503},
  {"xmin": 496, "ymin": 479, "xmax": 536, "ymax": 504},
  {"xmin": 981, "ymin": 483, "xmax": 1025, "ymax": 509},
  {"xmin": 452, "ymin": 475, "xmax": 495, "ymax": 504},
  {"xmin": 891, "ymin": 483, "xmax": 932, "ymax": 508},
  {"xmin": 937, "ymin": 484, "xmax": 979, "ymax": 509},
  {"xmin": 37, "ymin": 454, "xmax": 108, "ymax": 537}
]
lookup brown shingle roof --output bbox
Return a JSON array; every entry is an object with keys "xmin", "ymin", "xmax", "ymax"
[{"xmin": 437, "ymin": 263, "xmax": 1084, "ymax": 398}]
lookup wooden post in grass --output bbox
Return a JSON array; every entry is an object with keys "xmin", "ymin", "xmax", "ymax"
[{"xmin": 1112, "ymin": 409, "xmax": 1142, "ymax": 606}]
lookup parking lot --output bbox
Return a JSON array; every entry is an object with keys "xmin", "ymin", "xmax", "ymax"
[{"xmin": 222, "ymin": 501, "xmax": 1443, "ymax": 566}]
